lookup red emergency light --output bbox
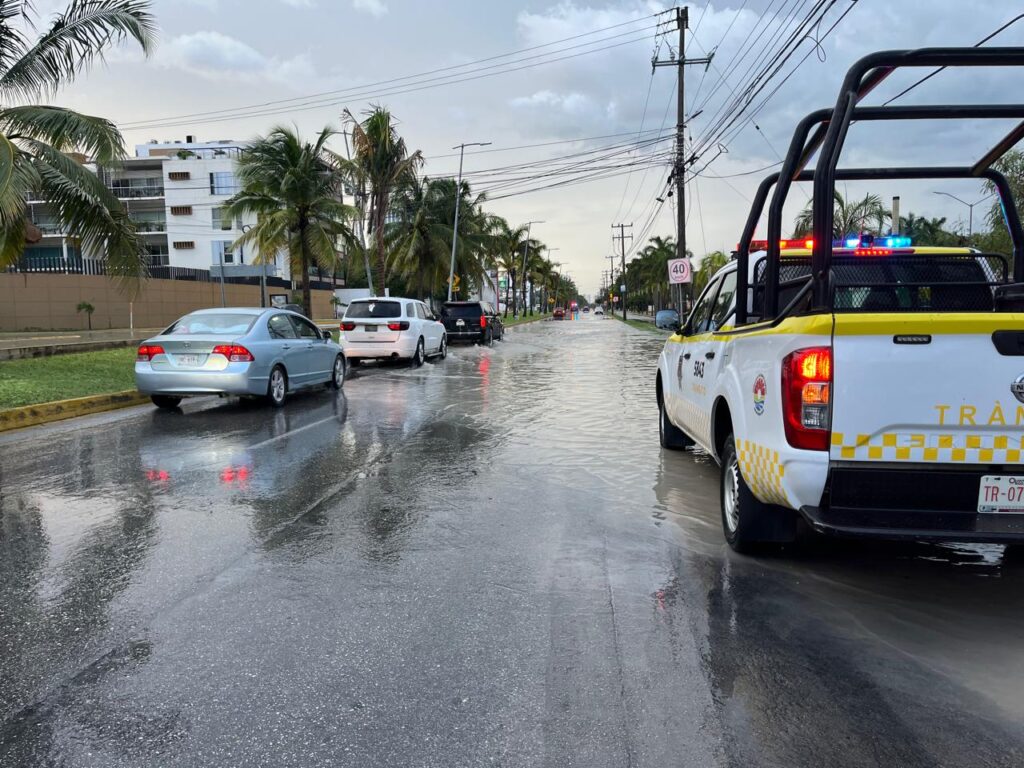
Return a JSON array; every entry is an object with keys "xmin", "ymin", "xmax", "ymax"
[{"xmin": 744, "ymin": 238, "xmax": 814, "ymax": 251}]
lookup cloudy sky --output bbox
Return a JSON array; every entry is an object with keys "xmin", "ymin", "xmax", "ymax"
[{"xmin": 42, "ymin": 0, "xmax": 1024, "ymax": 294}]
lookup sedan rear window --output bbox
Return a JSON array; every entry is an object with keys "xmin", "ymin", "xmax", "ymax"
[
  {"xmin": 345, "ymin": 301, "xmax": 402, "ymax": 319},
  {"xmin": 165, "ymin": 313, "xmax": 259, "ymax": 335},
  {"xmin": 442, "ymin": 304, "xmax": 482, "ymax": 319}
]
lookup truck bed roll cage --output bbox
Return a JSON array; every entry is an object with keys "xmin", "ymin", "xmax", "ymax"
[{"xmin": 735, "ymin": 47, "xmax": 1024, "ymax": 326}]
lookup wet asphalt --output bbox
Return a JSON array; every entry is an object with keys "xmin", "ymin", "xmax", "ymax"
[{"xmin": 1, "ymin": 315, "xmax": 1023, "ymax": 767}]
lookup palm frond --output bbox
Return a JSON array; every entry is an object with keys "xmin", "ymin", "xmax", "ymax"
[
  {"xmin": 2, "ymin": 105, "xmax": 124, "ymax": 161},
  {"xmin": 25, "ymin": 138, "xmax": 144, "ymax": 284},
  {"xmin": 1, "ymin": 0, "xmax": 156, "ymax": 99}
]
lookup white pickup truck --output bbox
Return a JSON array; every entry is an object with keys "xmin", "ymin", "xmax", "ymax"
[{"xmin": 655, "ymin": 46, "xmax": 1024, "ymax": 553}]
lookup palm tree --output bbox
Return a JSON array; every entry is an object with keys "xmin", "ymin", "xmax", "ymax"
[
  {"xmin": 344, "ymin": 106, "xmax": 422, "ymax": 294},
  {"xmin": 0, "ymin": 1, "xmax": 156, "ymax": 282},
  {"xmin": 388, "ymin": 175, "xmax": 488, "ymax": 304},
  {"xmin": 224, "ymin": 126, "xmax": 354, "ymax": 317},
  {"xmin": 692, "ymin": 250, "xmax": 729, "ymax": 297},
  {"xmin": 490, "ymin": 219, "xmax": 536, "ymax": 316},
  {"xmin": 792, "ymin": 190, "xmax": 889, "ymax": 239}
]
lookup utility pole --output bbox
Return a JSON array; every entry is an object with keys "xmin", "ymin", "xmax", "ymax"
[
  {"xmin": 612, "ymin": 223, "xmax": 632, "ymax": 321},
  {"xmin": 654, "ymin": 6, "xmax": 712, "ymax": 313},
  {"xmin": 448, "ymin": 141, "xmax": 492, "ymax": 301}
]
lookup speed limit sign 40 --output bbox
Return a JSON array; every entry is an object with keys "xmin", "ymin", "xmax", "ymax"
[{"xmin": 668, "ymin": 258, "xmax": 692, "ymax": 284}]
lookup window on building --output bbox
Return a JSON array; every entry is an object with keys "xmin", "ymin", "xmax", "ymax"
[
  {"xmin": 211, "ymin": 207, "xmax": 242, "ymax": 231},
  {"xmin": 173, "ymin": 241, "xmax": 195, "ymax": 249},
  {"xmin": 170, "ymin": 205, "xmax": 193, "ymax": 216},
  {"xmin": 168, "ymin": 171, "xmax": 191, "ymax": 181},
  {"xmin": 212, "ymin": 240, "xmax": 238, "ymax": 265},
  {"xmin": 209, "ymin": 172, "xmax": 239, "ymax": 195}
]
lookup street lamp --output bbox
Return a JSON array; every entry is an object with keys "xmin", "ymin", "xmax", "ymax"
[
  {"xmin": 932, "ymin": 190, "xmax": 994, "ymax": 239},
  {"xmin": 519, "ymin": 220, "xmax": 544, "ymax": 317},
  {"xmin": 448, "ymin": 141, "xmax": 491, "ymax": 301},
  {"xmin": 238, "ymin": 224, "xmax": 266, "ymax": 307}
]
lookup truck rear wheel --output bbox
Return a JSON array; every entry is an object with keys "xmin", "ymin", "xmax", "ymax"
[{"xmin": 720, "ymin": 434, "xmax": 797, "ymax": 554}]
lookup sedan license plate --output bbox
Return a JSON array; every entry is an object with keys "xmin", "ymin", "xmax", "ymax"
[
  {"xmin": 978, "ymin": 475, "xmax": 1024, "ymax": 513},
  {"xmin": 364, "ymin": 324, "xmax": 377, "ymax": 333},
  {"xmin": 175, "ymin": 354, "xmax": 202, "ymax": 367}
]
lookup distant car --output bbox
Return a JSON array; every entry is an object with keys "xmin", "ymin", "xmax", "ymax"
[
  {"xmin": 594, "ymin": 306, "xmax": 605, "ymax": 316},
  {"xmin": 441, "ymin": 301, "xmax": 504, "ymax": 345},
  {"xmin": 341, "ymin": 297, "xmax": 446, "ymax": 366},
  {"xmin": 582, "ymin": 306, "xmax": 591, "ymax": 313},
  {"xmin": 553, "ymin": 308, "xmax": 565, "ymax": 320},
  {"xmin": 135, "ymin": 308, "xmax": 345, "ymax": 410}
]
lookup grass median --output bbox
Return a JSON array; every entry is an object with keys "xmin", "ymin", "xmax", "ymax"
[
  {"xmin": 614, "ymin": 315, "xmax": 669, "ymax": 334},
  {"xmin": 503, "ymin": 313, "xmax": 549, "ymax": 327},
  {"xmin": 0, "ymin": 347, "xmax": 138, "ymax": 410}
]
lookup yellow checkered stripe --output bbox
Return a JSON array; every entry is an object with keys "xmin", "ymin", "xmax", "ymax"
[
  {"xmin": 676, "ymin": 397, "xmax": 711, "ymax": 446},
  {"xmin": 831, "ymin": 432, "xmax": 1024, "ymax": 463},
  {"xmin": 737, "ymin": 439, "xmax": 789, "ymax": 506}
]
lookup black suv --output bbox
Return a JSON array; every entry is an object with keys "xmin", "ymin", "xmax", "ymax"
[{"xmin": 441, "ymin": 301, "xmax": 504, "ymax": 345}]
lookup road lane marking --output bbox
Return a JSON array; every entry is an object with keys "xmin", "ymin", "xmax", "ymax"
[{"xmin": 246, "ymin": 415, "xmax": 342, "ymax": 450}]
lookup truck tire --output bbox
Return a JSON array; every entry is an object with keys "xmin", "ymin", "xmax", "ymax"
[
  {"xmin": 720, "ymin": 434, "xmax": 797, "ymax": 553},
  {"xmin": 659, "ymin": 392, "xmax": 694, "ymax": 449}
]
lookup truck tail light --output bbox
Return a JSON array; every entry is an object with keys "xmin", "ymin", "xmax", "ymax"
[
  {"xmin": 479, "ymin": 315, "xmax": 487, "ymax": 329},
  {"xmin": 387, "ymin": 321, "xmax": 410, "ymax": 331},
  {"xmin": 212, "ymin": 344, "xmax": 254, "ymax": 362},
  {"xmin": 341, "ymin": 321, "xmax": 356, "ymax": 331},
  {"xmin": 137, "ymin": 344, "xmax": 164, "ymax": 361},
  {"xmin": 782, "ymin": 346, "xmax": 832, "ymax": 451}
]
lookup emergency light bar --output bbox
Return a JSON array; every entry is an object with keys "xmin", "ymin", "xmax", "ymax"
[{"xmin": 833, "ymin": 235, "xmax": 913, "ymax": 249}]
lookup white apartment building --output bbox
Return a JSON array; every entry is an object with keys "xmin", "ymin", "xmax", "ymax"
[{"xmin": 23, "ymin": 137, "xmax": 285, "ymax": 278}]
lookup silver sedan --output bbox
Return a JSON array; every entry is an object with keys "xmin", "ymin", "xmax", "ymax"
[{"xmin": 135, "ymin": 307, "xmax": 346, "ymax": 409}]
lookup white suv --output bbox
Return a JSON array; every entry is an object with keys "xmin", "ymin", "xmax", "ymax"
[{"xmin": 340, "ymin": 297, "xmax": 447, "ymax": 366}]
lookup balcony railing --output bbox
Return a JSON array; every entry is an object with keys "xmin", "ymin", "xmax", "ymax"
[
  {"xmin": 111, "ymin": 185, "xmax": 164, "ymax": 198},
  {"xmin": 134, "ymin": 221, "xmax": 167, "ymax": 233}
]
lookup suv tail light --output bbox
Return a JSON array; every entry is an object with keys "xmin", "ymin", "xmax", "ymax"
[
  {"xmin": 782, "ymin": 346, "xmax": 832, "ymax": 451},
  {"xmin": 137, "ymin": 344, "xmax": 164, "ymax": 361},
  {"xmin": 212, "ymin": 344, "xmax": 254, "ymax": 362},
  {"xmin": 479, "ymin": 315, "xmax": 487, "ymax": 329},
  {"xmin": 341, "ymin": 321, "xmax": 356, "ymax": 331},
  {"xmin": 387, "ymin": 321, "xmax": 410, "ymax": 331}
]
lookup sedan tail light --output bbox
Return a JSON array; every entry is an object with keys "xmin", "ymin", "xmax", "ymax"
[
  {"xmin": 782, "ymin": 346, "xmax": 832, "ymax": 451},
  {"xmin": 212, "ymin": 344, "xmax": 255, "ymax": 362},
  {"xmin": 480, "ymin": 315, "xmax": 487, "ymax": 329},
  {"xmin": 137, "ymin": 344, "xmax": 164, "ymax": 361},
  {"xmin": 387, "ymin": 321, "xmax": 410, "ymax": 331},
  {"xmin": 341, "ymin": 321, "xmax": 356, "ymax": 331}
]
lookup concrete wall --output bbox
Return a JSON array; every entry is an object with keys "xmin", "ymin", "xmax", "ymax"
[{"xmin": 0, "ymin": 274, "xmax": 335, "ymax": 331}]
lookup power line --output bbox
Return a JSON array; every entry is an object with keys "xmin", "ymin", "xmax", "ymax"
[{"xmin": 120, "ymin": 28, "xmax": 661, "ymax": 132}]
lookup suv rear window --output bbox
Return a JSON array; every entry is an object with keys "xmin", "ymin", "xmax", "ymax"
[
  {"xmin": 442, "ymin": 304, "xmax": 482, "ymax": 319},
  {"xmin": 346, "ymin": 301, "xmax": 402, "ymax": 319}
]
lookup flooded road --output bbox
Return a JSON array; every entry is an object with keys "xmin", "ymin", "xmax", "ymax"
[{"xmin": 1, "ymin": 315, "xmax": 1023, "ymax": 767}]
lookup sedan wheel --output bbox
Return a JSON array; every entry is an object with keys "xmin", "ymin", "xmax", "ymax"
[
  {"xmin": 412, "ymin": 338, "xmax": 425, "ymax": 367},
  {"xmin": 267, "ymin": 366, "xmax": 287, "ymax": 407},
  {"xmin": 329, "ymin": 355, "xmax": 346, "ymax": 389},
  {"xmin": 438, "ymin": 335, "xmax": 448, "ymax": 360},
  {"xmin": 151, "ymin": 395, "xmax": 182, "ymax": 410}
]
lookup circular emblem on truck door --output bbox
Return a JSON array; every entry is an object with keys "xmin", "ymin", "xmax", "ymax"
[
  {"xmin": 753, "ymin": 374, "xmax": 767, "ymax": 415},
  {"xmin": 1013, "ymin": 374, "xmax": 1024, "ymax": 404}
]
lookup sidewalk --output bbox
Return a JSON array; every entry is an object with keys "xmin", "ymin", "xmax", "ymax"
[{"xmin": 0, "ymin": 328, "xmax": 159, "ymax": 352}]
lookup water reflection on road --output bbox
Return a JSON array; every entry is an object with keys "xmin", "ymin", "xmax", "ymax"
[{"xmin": 0, "ymin": 314, "xmax": 1022, "ymax": 766}]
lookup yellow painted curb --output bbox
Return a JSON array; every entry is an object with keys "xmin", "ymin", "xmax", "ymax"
[{"xmin": 0, "ymin": 390, "xmax": 150, "ymax": 432}]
